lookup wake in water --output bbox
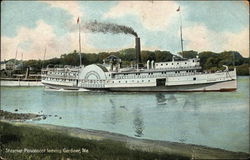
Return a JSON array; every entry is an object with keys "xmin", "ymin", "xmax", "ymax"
[{"xmin": 44, "ymin": 87, "xmax": 91, "ymax": 92}]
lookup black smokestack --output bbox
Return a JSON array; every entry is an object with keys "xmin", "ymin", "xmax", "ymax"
[
  {"xmin": 135, "ymin": 37, "xmax": 142, "ymax": 66},
  {"xmin": 83, "ymin": 20, "xmax": 138, "ymax": 37}
]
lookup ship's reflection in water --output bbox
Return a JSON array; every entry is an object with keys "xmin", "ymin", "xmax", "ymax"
[
  {"xmin": 104, "ymin": 98, "xmax": 128, "ymax": 126},
  {"xmin": 183, "ymin": 94, "xmax": 200, "ymax": 116},
  {"xmin": 167, "ymin": 94, "xmax": 177, "ymax": 104},
  {"xmin": 154, "ymin": 93, "xmax": 200, "ymax": 143},
  {"xmin": 133, "ymin": 108, "xmax": 144, "ymax": 137},
  {"xmin": 105, "ymin": 98, "xmax": 144, "ymax": 137},
  {"xmin": 109, "ymin": 99, "xmax": 118, "ymax": 125},
  {"xmin": 155, "ymin": 93, "xmax": 178, "ymax": 106},
  {"xmin": 155, "ymin": 93, "xmax": 167, "ymax": 105}
]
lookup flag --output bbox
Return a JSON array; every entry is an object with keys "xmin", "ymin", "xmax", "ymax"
[
  {"xmin": 176, "ymin": 6, "xmax": 180, "ymax": 12},
  {"xmin": 77, "ymin": 17, "xmax": 79, "ymax": 24}
]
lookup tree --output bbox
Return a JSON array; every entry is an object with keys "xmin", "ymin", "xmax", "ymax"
[
  {"xmin": 155, "ymin": 50, "xmax": 172, "ymax": 62},
  {"xmin": 179, "ymin": 50, "xmax": 198, "ymax": 59},
  {"xmin": 141, "ymin": 51, "xmax": 155, "ymax": 62}
]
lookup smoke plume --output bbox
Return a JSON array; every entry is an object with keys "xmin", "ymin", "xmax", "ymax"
[{"xmin": 82, "ymin": 20, "xmax": 138, "ymax": 37}]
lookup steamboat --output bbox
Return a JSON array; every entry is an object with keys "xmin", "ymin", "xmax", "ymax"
[{"xmin": 41, "ymin": 37, "xmax": 237, "ymax": 92}]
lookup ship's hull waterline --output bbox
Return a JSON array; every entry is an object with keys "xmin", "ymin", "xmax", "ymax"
[{"xmin": 43, "ymin": 80, "xmax": 237, "ymax": 92}]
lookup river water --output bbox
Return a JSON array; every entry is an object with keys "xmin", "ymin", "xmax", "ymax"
[{"xmin": 1, "ymin": 76, "xmax": 249, "ymax": 153}]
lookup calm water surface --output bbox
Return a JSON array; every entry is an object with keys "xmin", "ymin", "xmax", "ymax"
[{"xmin": 1, "ymin": 76, "xmax": 249, "ymax": 153}]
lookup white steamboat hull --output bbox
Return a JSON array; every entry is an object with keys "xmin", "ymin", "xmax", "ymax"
[
  {"xmin": 107, "ymin": 80, "xmax": 237, "ymax": 92},
  {"xmin": 43, "ymin": 79, "xmax": 236, "ymax": 92}
]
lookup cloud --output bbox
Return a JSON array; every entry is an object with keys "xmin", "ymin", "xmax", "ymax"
[
  {"xmin": 182, "ymin": 24, "xmax": 249, "ymax": 57},
  {"xmin": 222, "ymin": 28, "xmax": 249, "ymax": 57},
  {"xmin": 2, "ymin": 20, "xmax": 247, "ymax": 61},
  {"xmin": 1, "ymin": 20, "xmax": 56, "ymax": 60},
  {"xmin": 183, "ymin": 24, "xmax": 216, "ymax": 52},
  {"xmin": 43, "ymin": 1, "xmax": 83, "ymax": 20},
  {"xmin": 104, "ymin": 1, "xmax": 179, "ymax": 31},
  {"xmin": 1, "ymin": 20, "xmax": 96, "ymax": 60}
]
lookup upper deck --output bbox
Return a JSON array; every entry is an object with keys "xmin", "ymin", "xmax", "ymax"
[{"xmin": 154, "ymin": 58, "xmax": 200, "ymax": 69}]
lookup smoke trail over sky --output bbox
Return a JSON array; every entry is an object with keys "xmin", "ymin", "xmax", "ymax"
[{"xmin": 82, "ymin": 20, "xmax": 138, "ymax": 37}]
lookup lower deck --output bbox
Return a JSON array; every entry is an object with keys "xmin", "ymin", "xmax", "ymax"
[{"xmin": 43, "ymin": 79, "xmax": 237, "ymax": 92}]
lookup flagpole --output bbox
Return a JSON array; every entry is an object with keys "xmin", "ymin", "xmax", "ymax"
[
  {"xmin": 78, "ymin": 18, "xmax": 82, "ymax": 66},
  {"xmin": 178, "ymin": 7, "xmax": 184, "ymax": 55}
]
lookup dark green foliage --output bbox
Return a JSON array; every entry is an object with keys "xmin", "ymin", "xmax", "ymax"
[
  {"xmin": 22, "ymin": 60, "xmax": 42, "ymax": 72},
  {"xmin": 4, "ymin": 48, "xmax": 249, "ymax": 75},
  {"xmin": 198, "ymin": 51, "xmax": 219, "ymax": 69},
  {"xmin": 141, "ymin": 50, "xmax": 155, "ymax": 62},
  {"xmin": 155, "ymin": 50, "xmax": 173, "ymax": 62},
  {"xmin": 42, "ymin": 58, "xmax": 61, "ymax": 68},
  {"xmin": 0, "ymin": 121, "xmax": 189, "ymax": 160},
  {"xmin": 120, "ymin": 48, "xmax": 136, "ymax": 62},
  {"xmin": 236, "ymin": 64, "xmax": 249, "ymax": 75},
  {"xmin": 60, "ymin": 51, "xmax": 79, "ymax": 66},
  {"xmin": 179, "ymin": 50, "xmax": 198, "ymax": 59},
  {"xmin": 197, "ymin": 51, "xmax": 249, "ymax": 74}
]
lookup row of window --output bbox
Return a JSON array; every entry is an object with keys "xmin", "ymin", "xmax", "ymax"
[
  {"xmin": 113, "ymin": 79, "xmax": 151, "ymax": 84},
  {"xmin": 116, "ymin": 70, "xmax": 196, "ymax": 78},
  {"xmin": 44, "ymin": 77, "xmax": 75, "ymax": 82},
  {"xmin": 156, "ymin": 62, "xmax": 189, "ymax": 66},
  {"xmin": 87, "ymin": 80, "xmax": 105, "ymax": 83},
  {"xmin": 114, "ymin": 77, "xmax": 196, "ymax": 83},
  {"xmin": 48, "ymin": 72, "xmax": 78, "ymax": 77}
]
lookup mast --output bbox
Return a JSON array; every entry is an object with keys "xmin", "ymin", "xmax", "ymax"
[
  {"xmin": 77, "ymin": 17, "xmax": 82, "ymax": 66},
  {"xmin": 14, "ymin": 48, "xmax": 18, "ymax": 71},
  {"xmin": 232, "ymin": 52, "xmax": 235, "ymax": 67},
  {"xmin": 42, "ymin": 46, "xmax": 46, "ymax": 68},
  {"xmin": 21, "ymin": 52, "xmax": 23, "ymax": 71},
  {"xmin": 177, "ymin": 6, "xmax": 184, "ymax": 55},
  {"xmin": 180, "ymin": 23, "xmax": 184, "ymax": 54},
  {"xmin": 43, "ymin": 47, "xmax": 46, "ymax": 61}
]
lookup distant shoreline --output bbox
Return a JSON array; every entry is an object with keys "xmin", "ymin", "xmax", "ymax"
[{"xmin": 1, "ymin": 120, "xmax": 249, "ymax": 159}]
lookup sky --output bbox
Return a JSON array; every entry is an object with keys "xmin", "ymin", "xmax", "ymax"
[{"xmin": 1, "ymin": 1, "xmax": 249, "ymax": 60}]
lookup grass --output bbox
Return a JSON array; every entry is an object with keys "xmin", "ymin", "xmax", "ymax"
[{"xmin": 0, "ymin": 121, "xmax": 189, "ymax": 160}]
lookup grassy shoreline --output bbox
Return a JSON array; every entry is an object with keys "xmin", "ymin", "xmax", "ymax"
[
  {"xmin": 0, "ymin": 121, "xmax": 189, "ymax": 160},
  {"xmin": 1, "ymin": 120, "xmax": 249, "ymax": 160}
]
